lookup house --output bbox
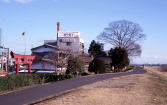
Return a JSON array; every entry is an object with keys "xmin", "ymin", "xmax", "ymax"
[
  {"xmin": 31, "ymin": 43, "xmax": 58, "ymax": 70},
  {"xmin": 31, "ymin": 42, "xmax": 70, "ymax": 73}
]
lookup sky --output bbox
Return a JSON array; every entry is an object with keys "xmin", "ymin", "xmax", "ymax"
[{"xmin": 0, "ymin": 0, "xmax": 167, "ymax": 64}]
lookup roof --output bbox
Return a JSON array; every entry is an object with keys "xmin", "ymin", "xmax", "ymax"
[
  {"xmin": 31, "ymin": 44, "xmax": 58, "ymax": 51},
  {"xmin": 44, "ymin": 40, "xmax": 57, "ymax": 46},
  {"xmin": 10, "ymin": 51, "xmax": 35, "ymax": 59}
]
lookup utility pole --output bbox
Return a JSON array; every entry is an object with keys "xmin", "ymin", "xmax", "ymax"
[
  {"xmin": 0, "ymin": 28, "xmax": 1, "ymax": 72},
  {"xmin": 0, "ymin": 28, "xmax": 4, "ymax": 72}
]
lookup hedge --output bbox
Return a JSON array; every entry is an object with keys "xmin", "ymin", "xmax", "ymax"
[{"xmin": 0, "ymin": 74, "xmax": 72, "ymax": 91}]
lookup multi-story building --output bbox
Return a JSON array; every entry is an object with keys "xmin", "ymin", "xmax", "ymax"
[{"xmin": 57, "ymin": 31, "xmax": 84, "ymax": 56}]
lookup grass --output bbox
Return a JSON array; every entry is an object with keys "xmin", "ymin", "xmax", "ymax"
[
  {"xmin": 150, "ymin": 73, "xmax": 167, "ymax": 99},
  {"xmin": 151, "ymin": 73, "xmax": 167, "ymax": 84}
]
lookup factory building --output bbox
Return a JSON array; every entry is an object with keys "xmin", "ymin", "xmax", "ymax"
[
  {"xmin": 56, "ymin": 22, "xmax": 84, "ymax": 55},
  {"xmin": 57, "ymin": 31, "xmax": 84, "ymax": 55}
]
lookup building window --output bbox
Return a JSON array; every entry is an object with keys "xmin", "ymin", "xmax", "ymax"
[
  {"xmin": 59, "ymin": 39, "xmax": 62, "ymax": 42},
  {"xmin": 66, "ymin": 42, "xmax": 71, "ymax": 46}
]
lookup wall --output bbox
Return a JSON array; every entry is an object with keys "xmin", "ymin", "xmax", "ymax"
[
  {"xmin": 57, "ymin": 37, "xmax": 80, "ymax": 55},
  {"xmin": 32, "ymin": 63, "xmax": 57, "ymax": 70}
]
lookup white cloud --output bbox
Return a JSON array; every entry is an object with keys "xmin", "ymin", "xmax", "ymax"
[
  {"xmin": 133, "ymin": 55, "xmax": 167, "ymax": 64},
  {"xmin": 0, "ymin": 0, "xmax": 10, "ymax": 3},
  {"xmin": 15, "ymin": 0, "xmax": 31, "ymax": 3},
  {"xmin": 0, "ymin": 0, "xmax": 32, "ymax": 3}
]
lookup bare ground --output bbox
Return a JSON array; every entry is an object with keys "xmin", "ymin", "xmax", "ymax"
[{"xmin": 34, "ymin": 72, "xmax": 167, "ymax": 105}]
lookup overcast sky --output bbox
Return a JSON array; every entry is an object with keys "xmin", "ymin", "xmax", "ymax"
[{"xmin": 0, "ymin": 0, "xmax": 167, "ymax": 64}]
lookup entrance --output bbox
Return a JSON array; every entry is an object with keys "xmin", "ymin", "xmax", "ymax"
[{"xmin": 10, "ymin": 52, "xmax": 35, "ymax": 74}]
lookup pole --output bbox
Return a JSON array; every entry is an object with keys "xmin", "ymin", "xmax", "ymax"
[
  {"xmin": 0, "ymin": 29, "xmax": 4, "ymax": 72},
  {"xmin": 23, "ymin": 32, "xmax": 26, "ymax": 55},
  {"xmin": 2, "ymin": 43, "xmax": 4, "ymax": 72},
  {"xmin": 57, "ymin": 22, "xmax": 60, "ymax": 70},
  {"xmin": 2, "ymin": 30, "xmax": 5, "ymax": 72},
  {"xmin": 22, "ymin": 31, "xmax": 26, "ymax": 73},
  {"xmin": 0, "ymin": 28, "xmax": 1, "ymax": 72}
]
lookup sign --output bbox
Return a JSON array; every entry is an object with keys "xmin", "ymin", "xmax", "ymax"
[{"xmin": 58, "ymin": 31, "xmax": 80, "ymax": 37}]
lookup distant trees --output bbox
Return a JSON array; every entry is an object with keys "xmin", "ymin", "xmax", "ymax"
[
  {"xmin": 88, "ymin": 20, "xmax": 145, "ymax": 74},
  {"xmin": 97, "ymin": 20, "xmax": 145, "ymax": 57},
  {"xmin": 88, "ymin": 40, "xmax": 106, "ymax": 58},
  {"xmin": 66, "ymin": 56, "xmax": 84, "ymax": 76}
]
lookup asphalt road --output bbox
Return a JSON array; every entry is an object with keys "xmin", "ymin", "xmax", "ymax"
[{"xmin": 0, "ymin": 67, "xmax": 146, "ymax": 105}]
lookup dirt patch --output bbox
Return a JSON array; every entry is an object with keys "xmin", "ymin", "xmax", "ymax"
[{"xmin": 148, "ymin": 74, "xmax": 167, "ymax": 105}]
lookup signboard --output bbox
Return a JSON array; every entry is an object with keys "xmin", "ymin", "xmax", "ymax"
[{"xmin": 58, "ymin": 31, "xmax": 80, "ymax": 37}]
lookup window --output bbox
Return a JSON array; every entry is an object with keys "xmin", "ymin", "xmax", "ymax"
[
  {"xmin": 59, "ymin": 39, "xmax": 62, "ymax": 42},
  {"xmin": 66, "ymin": 42, "xmax": 71, "ymax": 46}
]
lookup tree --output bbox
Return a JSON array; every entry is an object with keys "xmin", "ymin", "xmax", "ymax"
[
  {"xmin": 88, "ymin": 40, "xmax": 106, "ymax": 57},
  {"xmin": 127, "ymin": 42, "xmax": 141, "ymax": 56},
  {"xmin": 111, "ymin": 47, "xmax": 129, "ymax": 72},
  {"xmin": 97, "ymin": 20, "xmax": 145, "ymax": 56},
  {"xmin": 88, "ymin": 58, "xmax": 106, "ymax": 74},
  {"xmin": 66, "ymin": 56, "xmax": 84, "ymax": 76}
]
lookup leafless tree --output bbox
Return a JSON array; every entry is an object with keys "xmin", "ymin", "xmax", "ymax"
[
  {"xmin": 97, "ymin": 20, "xmax": 145, "ymax": 56},
  {"xmin": 126, "ymin": 42, "xmax": 142, "ymax": 56}
]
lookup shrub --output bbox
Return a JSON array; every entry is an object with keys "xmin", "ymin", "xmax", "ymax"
[
  {"xmin": 0, "ymin": 74, "xmax": 72, "ymax": 92},
  {"xmin": 66, "ymin": 56, "xmax": 84, "ymax": 76},
  {"xmin": 88, "ymin": 58, "xmax": 106, "ymax": 74},
  {"xmin": 81, "ymin": 72, "xmax": 89, "ymax": 76},
  {"xmin": 111, "ymin": 47, "xmax": 129, "ymax": 72}
]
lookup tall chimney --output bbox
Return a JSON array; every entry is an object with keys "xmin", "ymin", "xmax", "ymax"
[
  {"xmin": 57, "ymin": 22, "xmax": 60, "ymax": 48},
  {"xmin": 57, "ymin": 22, "xmax": 60, "ymax": 32}
]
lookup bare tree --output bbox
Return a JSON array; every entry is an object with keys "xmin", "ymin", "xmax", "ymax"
[
  {"xmin": 97, "ymin": 20, "xmax": 145, "ymax": 56},
  {"xmin": 127, "ymin": 42, "xmax": 142, "ymax": 56}
]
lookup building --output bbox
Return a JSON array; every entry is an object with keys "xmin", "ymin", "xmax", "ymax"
[
  {"xmin": 57, "ymin": 31, "xmax": 84, "ymax": 56},
  {"xmin": 0, "ymin": 46, "xmax": 9, "ymax": 72},
  {"xmin": 31, "ymin": 22, "xmax": 84, "ymax": 72},
  {"xmin": 31, "ymin": 44, "xmax": 58, "ymax": 70}
]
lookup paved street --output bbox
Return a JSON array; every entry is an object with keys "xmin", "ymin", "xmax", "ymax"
[{"xmin": 0, "ymin": 67, "xmax": 146, "ymax": 105}]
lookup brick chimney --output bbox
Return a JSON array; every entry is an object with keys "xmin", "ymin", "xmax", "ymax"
[{"xmin": 57, "ymin": 22, "xmax": 60, "ymax": 32}]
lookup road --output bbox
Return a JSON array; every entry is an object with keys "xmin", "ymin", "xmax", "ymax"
[{"xmin": 0, "ymin": 67, "xmax": 146, "ymax": 105}]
